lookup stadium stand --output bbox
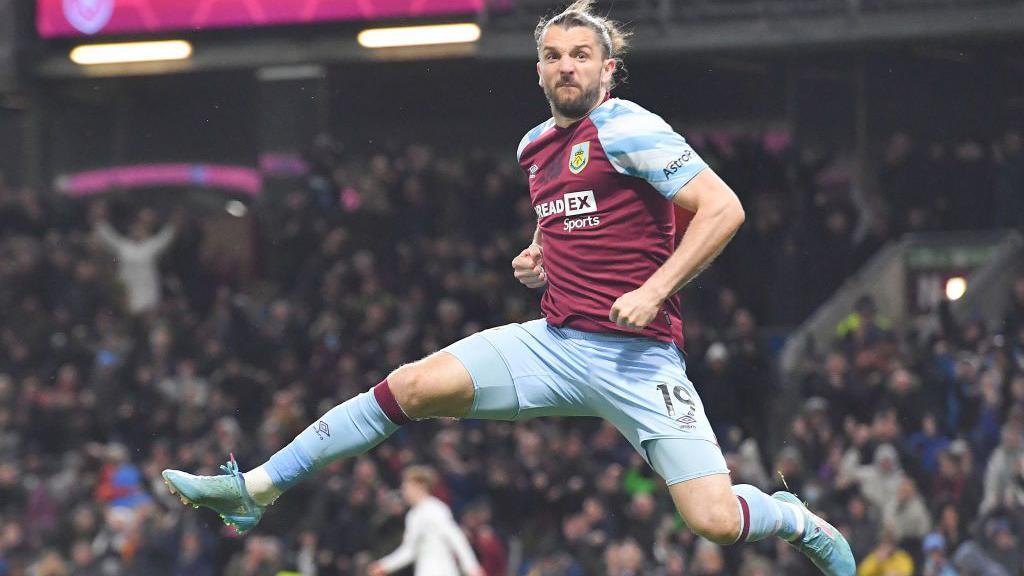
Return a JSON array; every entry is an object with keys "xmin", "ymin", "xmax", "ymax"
[{"xmin": 0, "ymin": 122, "xmax": 1021, "ymax": 574}]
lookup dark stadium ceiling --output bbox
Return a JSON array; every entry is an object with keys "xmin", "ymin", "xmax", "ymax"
[{"xmin": 32, "ymin": 0, "xmax": 1024, "ymax": 77}]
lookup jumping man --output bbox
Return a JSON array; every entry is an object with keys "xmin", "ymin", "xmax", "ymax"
[{"xmin": 162, "ymin": 2, "xmax": 855, "ymax": 574}]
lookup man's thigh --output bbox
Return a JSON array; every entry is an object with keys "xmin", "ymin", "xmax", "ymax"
[
  {"xmin": 580, "ymin": 339, "xmax": 736, "ymax": 538},
  {"xmin": 443, "ymin": 319, "xmax": 594, "ymax": 421},
  {"xmin": 583, "ymin": 340, "xmax": 722, "ymax": 464}
]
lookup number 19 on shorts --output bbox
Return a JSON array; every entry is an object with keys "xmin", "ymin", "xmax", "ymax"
[{"xmin": 656, "ymin": 383, "xmax": 699, "ymax": 429}]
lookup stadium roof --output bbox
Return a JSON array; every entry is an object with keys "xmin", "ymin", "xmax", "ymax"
[{"xmin": 31, "ymin": 0, "xmax": 1024, "ymax": 77}]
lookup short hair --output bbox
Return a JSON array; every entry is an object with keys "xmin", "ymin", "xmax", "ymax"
[
  {"xmin": 534, "ymin": 0, "xmax": 631, "ymax": 89},
  {"xmin": 402, "ymin": 465, "xmax": 437, "ymax": 490}
]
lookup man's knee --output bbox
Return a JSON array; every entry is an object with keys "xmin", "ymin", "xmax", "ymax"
[
  {"xmin": 388, "ymin": 364, "xmax": 429, "ymax": 417},
  {"xmin": 387, "ymin": 354, "xmax": 474, "ymax": 419}
]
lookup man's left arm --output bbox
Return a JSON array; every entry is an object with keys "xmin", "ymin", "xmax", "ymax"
[{"xmin": 609, "ymin": 168, "xmax": 744, "ymax": 330}]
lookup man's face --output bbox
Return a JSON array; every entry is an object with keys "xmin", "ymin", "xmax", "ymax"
[
  {"xmin": 400, "ymin": 479, "xmax": 425, "ymax": 504},
  {"xmin": 537, "ymin": 25, "xmax": 614, "ymax": 120}
]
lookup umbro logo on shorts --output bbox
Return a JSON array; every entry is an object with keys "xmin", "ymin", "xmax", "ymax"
[{"xmin": 676, "ymin": 414, "xmax": 698, "ymax": 429}]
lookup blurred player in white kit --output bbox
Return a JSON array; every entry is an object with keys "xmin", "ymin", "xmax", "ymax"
[{"xmin": 368, "ymin": 466, "xmax": 484, "ymax": 576}]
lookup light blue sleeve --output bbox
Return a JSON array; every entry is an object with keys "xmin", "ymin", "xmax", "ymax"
[
  {"xmin": 592, "ymin": 100, "xmax": 708, "ymax": 199},
  {"xmin": 517, "ymin": 118, "xmax": 556, "ymax": 162}
]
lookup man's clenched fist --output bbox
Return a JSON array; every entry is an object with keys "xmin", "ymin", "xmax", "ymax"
[
  {"xmin": 512, "ymin": 243, "xmax": 547, "ymax": 288},
  {"xmin": 609, "ymin": 286, "xmax": 664, "ymax": 331}
]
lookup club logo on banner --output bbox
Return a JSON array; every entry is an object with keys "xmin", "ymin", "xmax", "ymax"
[
  {"xmin": 568, "ymin": 141, "xmax": 590, "ymax": 175},
  {"xmin": 64, "ymin": 0, "xmax": 115, "ymax": 35}
]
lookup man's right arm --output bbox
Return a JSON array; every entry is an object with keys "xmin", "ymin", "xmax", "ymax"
[
  {"xmin": 373, "ymin": 511, "xmax": 419, "ymax": 574},
  {"xmin": 94, "ymin": 220, "xmax": 126, "ymax": 252},
  {"xmin": 512, "ymin": 223, "xmax": 546, "ymax": 288}
]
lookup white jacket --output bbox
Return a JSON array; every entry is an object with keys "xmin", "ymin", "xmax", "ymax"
[
  {"xmin": 378, "ymin": 496, "xmax": 481, "ymax": 576},
  {"xmin": 96, "ymin": 221, "xmax": 175, "ymax": 314}
]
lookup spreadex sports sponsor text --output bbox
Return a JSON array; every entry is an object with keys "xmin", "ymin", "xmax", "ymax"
[{"xmin": 534, "ymin": 190, "xmax": 601, "ymax": 232}]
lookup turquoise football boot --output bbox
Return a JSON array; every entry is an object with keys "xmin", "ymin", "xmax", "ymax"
[
  {"xmin": 773, "ymin": 491, "xmax": 856, "ymax": 576},
  {"xmin": 162, "ymin": 454, "xmax": 265, "ymax": 534}
]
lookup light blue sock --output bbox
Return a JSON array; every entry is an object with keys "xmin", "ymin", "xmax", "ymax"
[
  {"xmin": 733, "ymin": 484, "xmax": 802, "ymax": 542},
  {"xmin": 264, "ymin": 388, "xmax": 402, "ymax": 491}
]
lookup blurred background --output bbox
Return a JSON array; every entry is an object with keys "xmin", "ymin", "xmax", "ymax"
[{"xmin": 1, "ymin": 0, "xmax": 1023, "ymax": 574}]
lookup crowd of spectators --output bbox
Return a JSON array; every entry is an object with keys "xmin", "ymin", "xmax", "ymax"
[
  {"xmin": 0, "ymin": 126, "xmax": 1021, "ymax": 576},
  {"xmin": 691, "ymin": 128, "xmax": 1024, "ymax": 325}
]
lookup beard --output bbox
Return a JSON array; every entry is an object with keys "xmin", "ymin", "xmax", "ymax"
[{"xmin": 543, "ymin": 80, "xmax": 602, "ymax": 120}]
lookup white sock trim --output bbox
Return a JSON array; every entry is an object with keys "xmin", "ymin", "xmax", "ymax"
[
  {"xmin": 781, "ymin": 501, "xmax": 805, "ymax": 542},
  {"xmin": 244, "ymin": 466, "xmax": 283, "ymax": 507}
]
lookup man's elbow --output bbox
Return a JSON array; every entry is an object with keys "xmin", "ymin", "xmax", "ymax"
[
  {"xmin": 730, "ymin": 197, "xmax": 746, "ymax": 229},
  {"xmin": 719, "ymin": 194, "xmax": 745, "ymax": 233}
]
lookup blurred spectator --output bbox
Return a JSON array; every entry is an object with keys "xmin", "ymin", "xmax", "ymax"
[
  {"xmin": 842, "ymin": 443, "xmax": 907, "ymax": 513},
  {"xmin": 224, "ymin": 536, "xmax": 283, "ymax": 576},
  {"xmin": 175, "ymin": 530, "xmax": 215, "ymax": 576},
  {"xmin": 369, "ymin": 465, "xmax": 482, "ymax": 576},
  {"xmin": 881, "ymin": 478, "xmax": 932, "ymax": 544},
  {"xmin": 910, "ymin": 413, "xmax": 952, "ymax": 476},
  {"xmin": 879, "ymin": 132, "xmax": 923, "ymax": 235},
  {"xmin": 952, "ymin": 518, "xmax": 1019, "ymax": 576},
  {"xmin": 603, "ymin": 538, "xmax": 645, "ymax": 576},
  {"xmin": 94, "ymin": 443, "xmax": 152, "ymax": 511},
  {"xmin": 978, "ymin": 518, "xmax": 1022, "ymax": 575},
  {"xmin": 462, "ymin": 502, "xmax": 508, "ymax": 576},
  {"xmin": 28, "ymin": 549, "xmax": 68, "ymax": 576},
  {"xmin": 842, "ymin": 495, "xmax": 879, "ymax": 563},
  {"xmin": 921, "ymin": 532, "xmax": 959, "ymax": 576},
  {"xmin": 91, "ymin": 203, "xmax": 178, "ymax": 315},
  {"xmin": 689, "ymin": 539, "xmax": 726, "ymax": 575},
  {"xmin": 836, "ymin": 295, "xmax": 893, "ymax": 354},
  {"xmin": 979, "ymin": 425, "xmax": 1024, "ymax": 514},
  {"xmin": 857, "ymin": 531, "xmax": 914, "ymax": 576}
]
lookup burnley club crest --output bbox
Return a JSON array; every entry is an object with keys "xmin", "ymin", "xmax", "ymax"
[{"xmin": 569, "ymin": 141, "xmax": 590, "ymax": 175}]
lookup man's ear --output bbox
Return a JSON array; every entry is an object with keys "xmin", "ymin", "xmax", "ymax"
[
  {"xmin": 537, "ymin": 61, "xmax": 543, "ymax": 87},
  {"xmin": 603, "ymin": 59, "xmax": 616, "ymax": 86}
]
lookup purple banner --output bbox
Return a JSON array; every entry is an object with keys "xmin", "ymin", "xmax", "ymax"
[
  {"xmin": 39, "ymin": 0, "xmax": 488, "ymax": 39},
  {"xmin": 57, "ymin": 164, "xmax": 262, "ymax": 196}
]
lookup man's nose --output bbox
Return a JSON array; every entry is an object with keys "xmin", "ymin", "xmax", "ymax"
[{"xmin": 558, "ymin": 55, "xmax": 576, "ymax": 73}]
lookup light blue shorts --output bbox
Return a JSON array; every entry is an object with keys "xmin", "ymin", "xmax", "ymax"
[{"xmin": 443, "ymin": 319, "xmax": 729, "ymax": 485}]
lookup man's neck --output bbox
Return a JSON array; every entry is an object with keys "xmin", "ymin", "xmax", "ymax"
[{"xmin": 553, "ymin": 112, "xmax": 581, "ymax": 128}]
